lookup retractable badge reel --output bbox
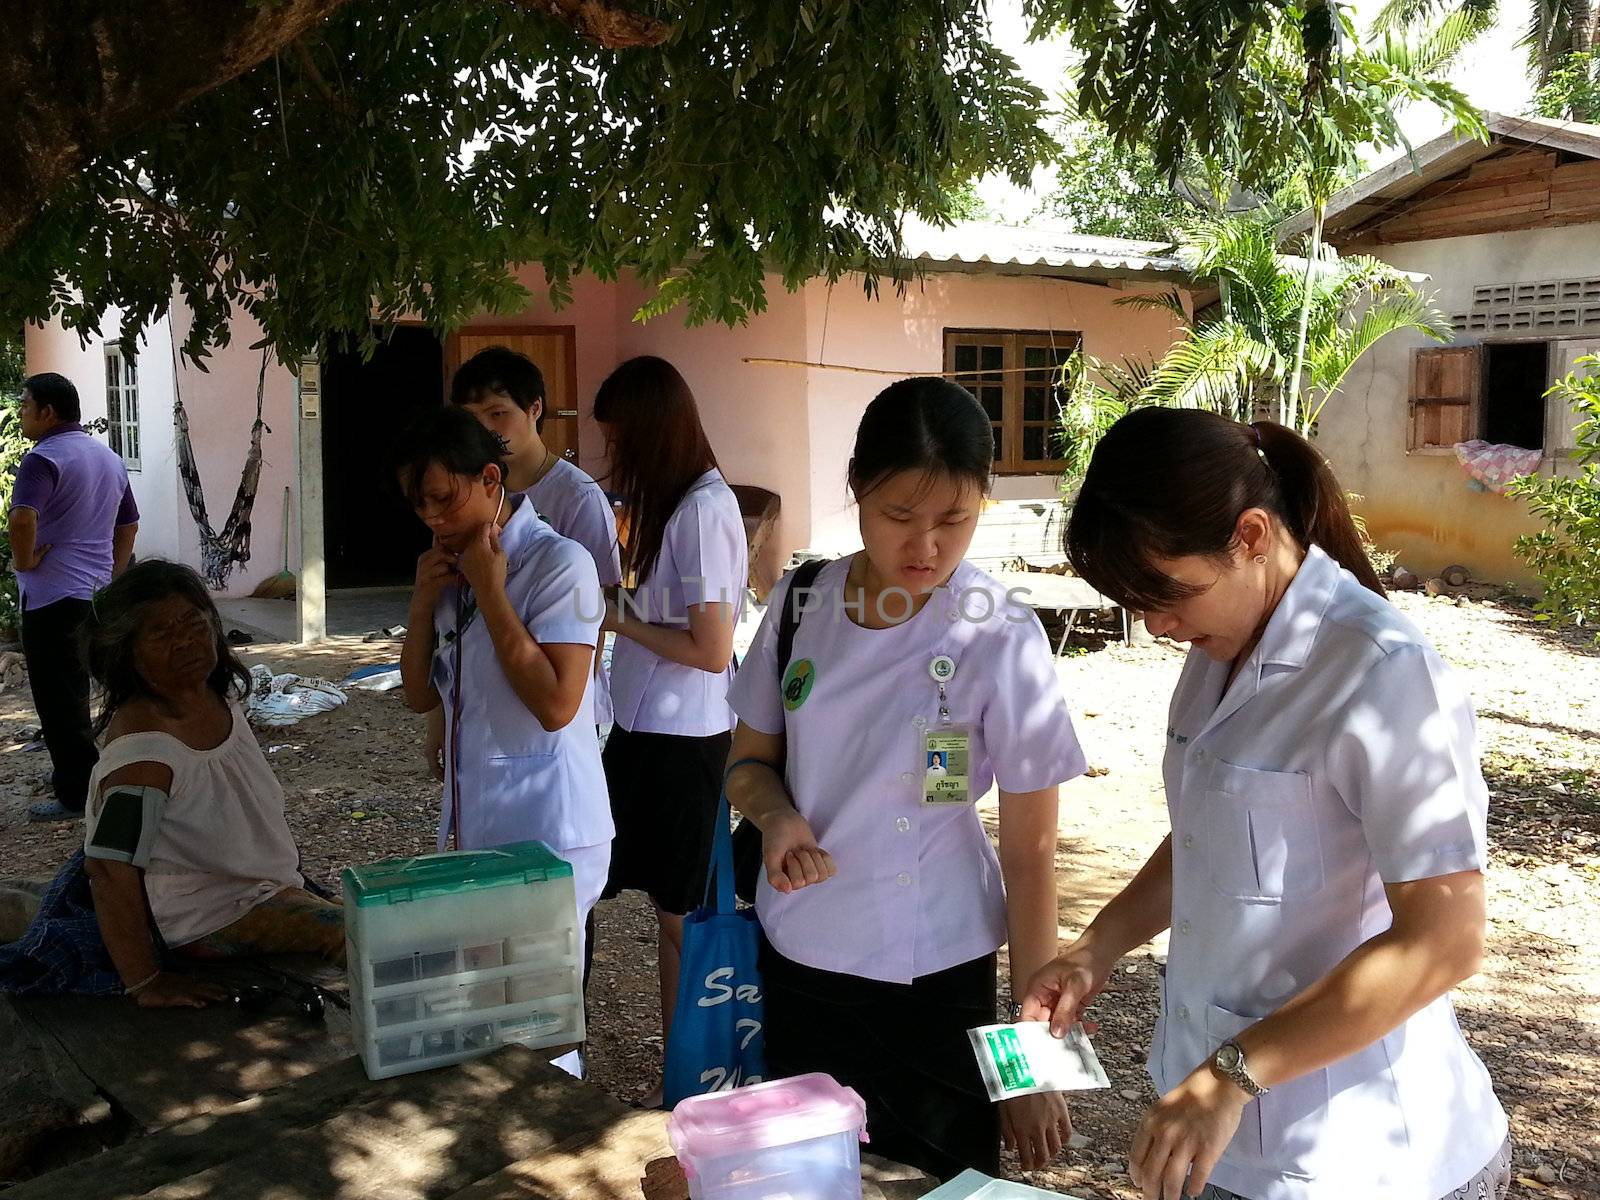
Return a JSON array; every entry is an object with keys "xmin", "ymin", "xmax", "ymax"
[{"xmin": 922, "ymin": 655, "xmax": 973, "ymax": 806}]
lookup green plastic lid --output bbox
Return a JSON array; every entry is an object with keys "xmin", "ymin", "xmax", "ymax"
[{"xmin": 342, "ymin": 841, "xmax": 572, "ymax": 907}]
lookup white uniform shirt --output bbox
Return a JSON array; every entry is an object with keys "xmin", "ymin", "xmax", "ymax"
[
  {"xmin": 609, "ymin": 469, "xmax": 747, "ymax": 737},
  {"xmin": 1154, "ymin": 544, "xmax": 1506, "ymax": 1200},
  {"xmin": 728, "ymin": 558, "xmax": 1087, "ymax": 984},
  {"xmin": 431, "ymin": 495, "xmax": 613, "ymax": 853},
  {"xmin": 526, "ymin": 458, "xmax": 622, "ymax": 725}
]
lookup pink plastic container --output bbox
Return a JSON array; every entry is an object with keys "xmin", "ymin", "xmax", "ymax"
[{"xmin": 667, "ymin": 1074, "xmax": 869, "ymax": 1200}]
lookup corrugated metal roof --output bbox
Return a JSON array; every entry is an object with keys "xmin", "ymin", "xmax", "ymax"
[{"xmin": 895, "ymin": 216, "xmax": 1187, "ymax": 281}]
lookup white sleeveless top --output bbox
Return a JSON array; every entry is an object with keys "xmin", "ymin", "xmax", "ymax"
[{"xmin": 83, "ymin": 702, "xmax": 303, "ymax": 946}]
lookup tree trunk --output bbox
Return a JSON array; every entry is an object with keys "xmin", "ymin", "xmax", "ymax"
[
  {"xmin": 1573, "ymin": 0, "xmax": 1598, "ymax": 56},
  {"xmin": 1285, "ymin": 200, "xmax": 1326, "ymax": 432},
  {"xmin": 0, "ymin": 0, "xmax": 668, "ymax": 255}
]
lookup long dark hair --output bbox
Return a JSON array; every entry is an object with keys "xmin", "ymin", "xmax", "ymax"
[
  {"xmin": 392, "ymin": 406, "xmax": 509, "ymax": 508},
  {"xmin": 593, "ymin": 356, "xmax": 720, "ymax": 584},
  {"xmin": 1067, "ymin": 408, "xmax": 1384, "ymax": 611},
  {"xmin": 849, "ymin": 377, "xmax": 994, "ymax": 500},
  {"xmin": 82, "ymin": 561, "xmax": 252, "ymax": 739}
]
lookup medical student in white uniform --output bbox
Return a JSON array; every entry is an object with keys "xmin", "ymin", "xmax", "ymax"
[
  {"xmin": 396, "ymin": 408, "xmax": 613, "ymax": 1074},
  {"xmin": 1023, "ymin": 408, "xmax": 1510, "ymax": 1200},
  {"xmin": 428, "ymin": 345, "xmax": 622, "ymax": 778},
  {"xmin": 726, "ymin": 378, "xmax": 1087, "ymax": 1181},
  {"xmin": 591, "ymin": 356, "xmax": 748, "ymax": 1102}
]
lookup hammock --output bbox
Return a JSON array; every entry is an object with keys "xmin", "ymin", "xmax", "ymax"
[{"xmin": 173, "ymin": 346, "xmax": 271, "ymax": 589}]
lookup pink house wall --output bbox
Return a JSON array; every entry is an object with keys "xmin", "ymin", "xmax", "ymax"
[
  {"xmin": 620, "ymin": 270, "xmax": 1186, "ymax": 558},
  {"xmin": 472, "ymin": 270, "xmax": 621, "ymax": 486},
  {"xmin": 610, "ymin": 275, "xmax": 813, "ymax": 591},
  {"xmin": 24, "ymin": 305, "xmax": 299, "ymax": 599},
  {"xmin": 168, "ymin": 308, "xmax": 298, "ymax": 597},
  {"xmin": 25, "ymin": 267, "xmax": 1187, "ymax": 602},
  {"xmin": 603, "ymin": 269, "xmax": 1184, "ymax": 568}
]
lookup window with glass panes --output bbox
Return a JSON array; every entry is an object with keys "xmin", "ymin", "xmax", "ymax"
[
  {"xmin": 944, "ymin": 330, "xmax": 1079, "ymax": 473},
  {"xmin": 104, "ymin": 348, "xmax": 141, "ymax": 469}
]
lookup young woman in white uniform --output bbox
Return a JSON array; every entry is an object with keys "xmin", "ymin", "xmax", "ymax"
[
  {"xmin": 726, "ymin": 378, "xmax": 1087, "ymax": 1180},
  {"xmin": 1024, "ymin": 408, "xmax": 1509, "ymax": 1200},
  {"xmin": 592, "ymin": 356, "xmax": 748, "ymax": 1099},
  {"xmin": 396, "ymin": 409, "xmax": 612, "ymax": 1078},
  {"xmin": 435, "ymin": 345, "xmax": 622, "ymax": 770}
]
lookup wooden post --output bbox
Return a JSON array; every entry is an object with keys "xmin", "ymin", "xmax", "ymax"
[{"xmin": 295, "ymin": 355, "xmax": 326, "ymax": 644}]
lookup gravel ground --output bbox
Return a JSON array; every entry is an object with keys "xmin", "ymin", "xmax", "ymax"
[{"xmin": 0, "ymin": 587, "xmax": 1594, "ymax": 1198}]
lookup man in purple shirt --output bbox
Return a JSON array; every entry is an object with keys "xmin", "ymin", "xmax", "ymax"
[{"xmin": 8, "ymin": 373, "xmax": 139, "ymax": 821}]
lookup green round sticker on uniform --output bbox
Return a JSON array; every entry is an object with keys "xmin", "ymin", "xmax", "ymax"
[{"xmin": 782, "ymin": 658, "xmax": 816, "ymax": 711}]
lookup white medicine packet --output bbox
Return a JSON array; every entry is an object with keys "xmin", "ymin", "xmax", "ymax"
[{"xmin": 967, "ymin": 1021, "xmax": 1111, "ymax": 1102}]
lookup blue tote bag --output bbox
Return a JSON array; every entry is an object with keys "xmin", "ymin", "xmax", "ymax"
[{"xmin": 663, "ymin": 793, "xmax": 768, "ymax": 1107}]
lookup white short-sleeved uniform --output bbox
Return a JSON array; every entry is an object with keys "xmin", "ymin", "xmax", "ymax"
[
  {"xmin": 727, "ymin": 558, "xmax": 1087, "ymax": 985},
  {"xmin": 1154, "ymin": 544, "xmax": 1506, "ymax": 1200},
  {"xmin": 526, "ymin": 458, "xmax": 622, "ymax": 726},
  {"xmin": 431, "ymin": 495, "xmax": 614, "ymax": 857},
  {"xmin": 609, "ymin": 469, "xmax": 747, "ymax": 737}
]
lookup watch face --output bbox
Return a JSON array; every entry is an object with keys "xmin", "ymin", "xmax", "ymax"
[{"xmin": 1216, "ymin": 1044, "xmax": 1242, "ymax": 1071}]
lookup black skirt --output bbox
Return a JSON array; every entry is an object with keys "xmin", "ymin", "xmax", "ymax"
[
  {"xmin": 601, "ymin": 724, "xmax": 731, "ymax": 917},
  {"xmin": 759, "ymin": 937, "xmax": 1001, "ymax": 1182}
]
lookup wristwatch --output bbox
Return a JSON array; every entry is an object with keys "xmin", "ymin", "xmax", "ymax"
[{"xmin": 1212, "ymin": 1039, "xmax": 1268, "ymax": 1098}]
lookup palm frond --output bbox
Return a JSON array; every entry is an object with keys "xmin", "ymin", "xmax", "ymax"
[
  {"xmin": 1058, "ymin": 351, "xmax": 1141, "ymax": 484},
  {"xmin": 1305, "ymin": 290, "xmax": 1451, "ymax": 426},
  {"xmin": 1114, "ymin": 288, "xmax": 1192, "ymax": 324},
  {"xmin": 1140, "ymin": 322, "xmax": 1280, "ymax": 420},
  {"xmin": 1370, "ymin": 0, "xmax": 1457, "ymax": 30},
  {"xmin": 1520, "ymin": 0, "xmax": 1577, "ymax": 83},
  {"xmin": 1098, "ymin": 356, "xmax": 1156, "ymax": 403},
  {"xmin": 1370, "ymin": 6, "xmax": 1497, "ymax": 77}
]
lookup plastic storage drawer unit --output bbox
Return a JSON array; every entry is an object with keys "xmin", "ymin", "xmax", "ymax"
[{"xmin": 342, "ymin": 841, "xmax": 582, "ymax": 1080}]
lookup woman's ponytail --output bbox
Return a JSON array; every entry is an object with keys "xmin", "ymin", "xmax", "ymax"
[
  {"xmin": 1066, "ymin": 408, "xmax": 1386, "ymax": 611},
  {"xmin": 1253, "ymin": 422, "xmax": 1386, "ymax": 597}
]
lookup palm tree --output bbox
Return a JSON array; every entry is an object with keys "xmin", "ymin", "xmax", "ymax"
[
  {"xmin": 1144, "ymin": 9, "xmax": 1485, "ymax": 430},
  {"xmin": 1121, "ymin": 214, "xmax": 1452, "ymax": 435},
  {"xmin": 1375, "ymin": 0, "xmax": 1588, "ymax": 102}
]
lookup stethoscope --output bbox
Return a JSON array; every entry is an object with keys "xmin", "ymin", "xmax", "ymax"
[{"xmin": 445, "ymin": 482, "xmax": 508, "ymax": 847}]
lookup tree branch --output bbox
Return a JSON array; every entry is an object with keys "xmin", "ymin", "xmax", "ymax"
[
  {"xmin": 0, "ymin": 0, "xmax": 669, "ymax": 256},
  {"xmin": 291, "ymin": 37, "xmax": 357, "ymax": 115},
  {"xmin": 506, "ymin": 0, "xmax": 670, "ymax": 48},
  {"xmin": 0, "ymin": 0, "xmax": 353, "ymax": 253}
]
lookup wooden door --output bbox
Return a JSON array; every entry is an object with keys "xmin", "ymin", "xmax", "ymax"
[{"xmin": 447, "ymin": 327, "xmax": 581, "ymax": 463}]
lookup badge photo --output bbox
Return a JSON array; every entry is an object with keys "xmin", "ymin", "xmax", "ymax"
[{"xmin": 922, "ymin": 728, "xmax": 972, "ymax": 805}]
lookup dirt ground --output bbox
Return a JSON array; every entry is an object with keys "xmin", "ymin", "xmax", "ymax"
[{"xmin": 0, "ymin": 588, "xmax": 1595, "ymax": 1198}]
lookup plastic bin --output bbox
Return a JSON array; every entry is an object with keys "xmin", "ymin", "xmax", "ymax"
[
  {"xmin": 666, "ymin": 1073, "xmax": 867, "ymax": 1200},
  {"xmin": 342, "ymin": 841, "xmax": 582, "ymax": 1080}
]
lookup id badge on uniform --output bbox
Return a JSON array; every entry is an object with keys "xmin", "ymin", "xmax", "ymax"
[{"xmin": 923, "ymin": 727, "xmax": 973, "ymax": 806}]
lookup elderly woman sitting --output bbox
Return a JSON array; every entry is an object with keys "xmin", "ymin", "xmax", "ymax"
[{"xmin": 71, "ymin": 561, "xmax": 342, "ymax": 1006}]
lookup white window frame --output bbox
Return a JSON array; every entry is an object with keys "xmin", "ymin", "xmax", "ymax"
[{"xmin": 104, "ymin": 347, "xmax": 141, "ymax": 471}]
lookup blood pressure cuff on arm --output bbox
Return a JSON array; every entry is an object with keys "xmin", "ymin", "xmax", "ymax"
[{"xmin": 84, "ymin": 785, "xmax": 167, "ymax": 870}]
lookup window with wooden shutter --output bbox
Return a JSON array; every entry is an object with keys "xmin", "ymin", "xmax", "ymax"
[
  {"xmin": 1409, "ymin": 346, "xmax": 1479, "ymax": 451},
  {"xmin": 945, "ymin": 329, "xmax": 1079, "ymax": 473}
]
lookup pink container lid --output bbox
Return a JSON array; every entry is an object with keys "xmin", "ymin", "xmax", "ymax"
[{"xmin": 667, "ymin": 1074, "xmax": 868, "ymax": 1164}]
